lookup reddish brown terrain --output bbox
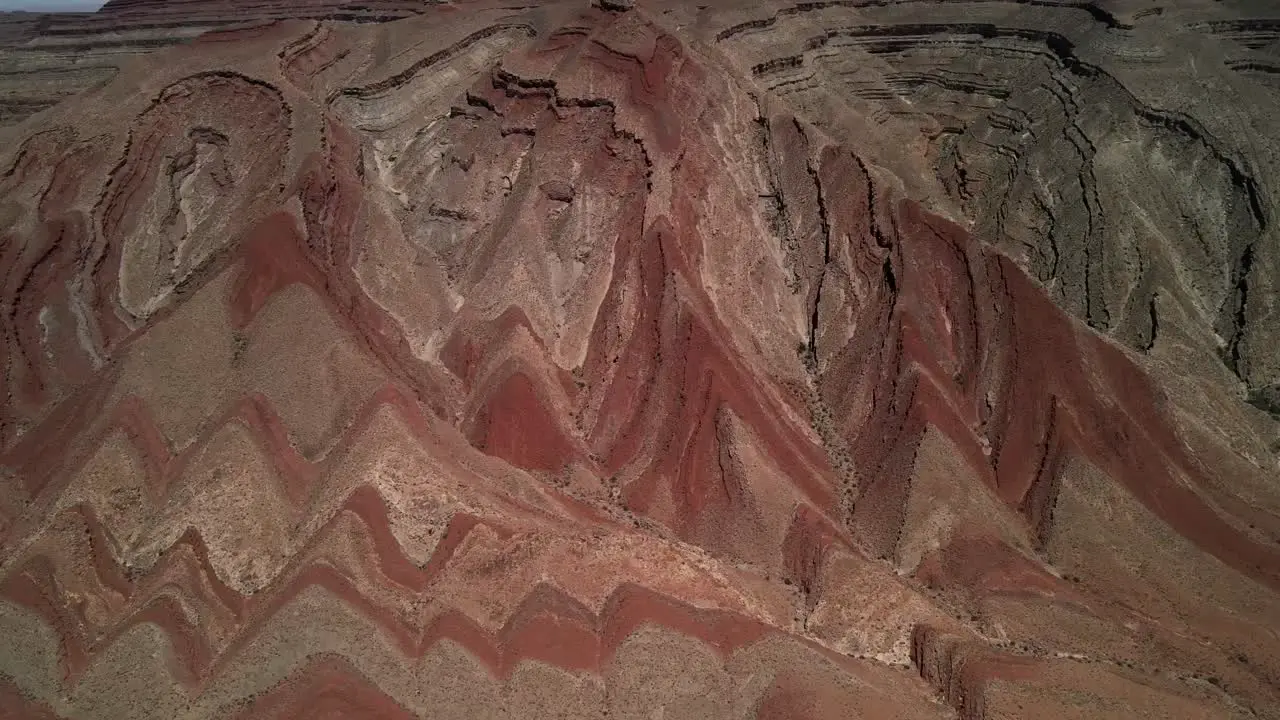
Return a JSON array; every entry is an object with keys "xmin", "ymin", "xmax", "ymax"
[{"xmin": 1, "ymin": 0, "xmax": 1279, "ymax": 718}]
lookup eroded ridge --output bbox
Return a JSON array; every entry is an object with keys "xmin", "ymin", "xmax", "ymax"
[{"xmin": 1, "ymin": 1, "xmax": 1279, "ymax": 719}]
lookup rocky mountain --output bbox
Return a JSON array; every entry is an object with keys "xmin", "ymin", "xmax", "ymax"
[{"xmin": 0, "ymin": 0, "xmax": 1278, "ymax": 718}]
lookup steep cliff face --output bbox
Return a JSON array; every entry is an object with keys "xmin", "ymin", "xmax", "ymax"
[{"xmin": 0, "ymin": 1, "xmax": 1278, "ymax": 719}]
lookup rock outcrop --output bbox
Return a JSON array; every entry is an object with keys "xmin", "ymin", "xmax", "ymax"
[{"xmin": 1, "ymin": 1, "xmax": 1278, "ymax": 718}]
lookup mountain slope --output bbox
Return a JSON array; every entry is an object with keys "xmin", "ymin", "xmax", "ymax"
[{"xmin": 1, "ymin": 1, "xmax": 1278, "ymax": 718}]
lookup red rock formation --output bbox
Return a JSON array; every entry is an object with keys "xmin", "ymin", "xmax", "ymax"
[{"xmin": 0, "ymin": 1, "xmax": 1278, "ymax": 718}]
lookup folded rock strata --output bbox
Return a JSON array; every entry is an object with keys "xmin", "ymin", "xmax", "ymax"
[{"xmin": 0, "ymin": 1, "xmax": 1278, "ymax": 718}]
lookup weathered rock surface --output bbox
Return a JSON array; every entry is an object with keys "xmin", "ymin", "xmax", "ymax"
[{"xmin": 0, "ymin": 1, "xmax": 1278, "ymax": 718}]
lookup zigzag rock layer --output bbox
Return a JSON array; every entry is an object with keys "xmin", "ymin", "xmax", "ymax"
[{"xmin": 1, "ymin": 0, "xmax": 1279, "ymax": 718}]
